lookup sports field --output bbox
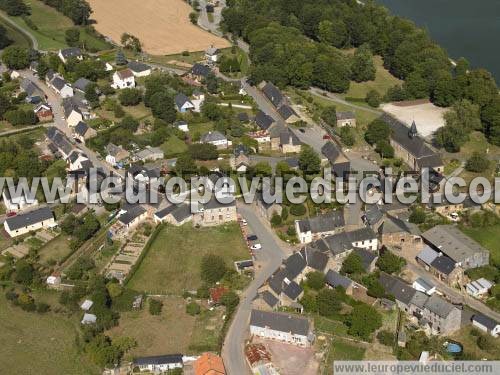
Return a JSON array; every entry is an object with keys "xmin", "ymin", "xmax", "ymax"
[{"xmin": 87, "ymin": 0, "xmax": 230, "ymax": 55}]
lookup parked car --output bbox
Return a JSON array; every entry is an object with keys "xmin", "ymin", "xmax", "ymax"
[
  {"xmin": 6, "ymin": 211, "xmax": 16, "ymax": 217},
  {"xmin": 250, "ymin": 244, "xmax": 262, "ymax": 250},
  {"xmin": 323, "ymin": 134, "xmax": 331, "ymax": 140},
  {"xmin": 298, "ymin": 128, "xmax": 305, "ymax": 133},
  {"xmin": 240, "ymin": 219, "xmax": 248, "ymax": 226},
  {"xmin": 247, "ymin": 235, "xmax": 258, "ymax": 241}
]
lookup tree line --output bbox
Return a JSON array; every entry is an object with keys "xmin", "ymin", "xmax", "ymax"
[
  {"xmin": 40, "ymin": 0, "xmax": 91, "ymax": 25},
  {"xmin": 222, "ymin": 0, "xmax": 500, "ymax": 146}
]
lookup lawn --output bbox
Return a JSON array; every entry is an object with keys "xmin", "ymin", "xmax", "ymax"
[
  {"xmin": 449, "ymin": 326, "xmax": 500, "ymax": 360},
  {"xmin": 0, "ymin": 294, "xmax": 100, "ymax": 375},
  {"xmin": 325, "ymin": 337, "xmax": 366, "ymax": 371},
  {"xmin": 0, "ymin": 16, "xmax": 32, "ymax": 48},
  {"xmin": 161, "ymin": 135, "xmax": 188, "ymax": 157},
  {"xmin": 38, "ymin": 234, "xmax": 73, "ymax": 265},
  {"xmin": 127, "ymin": 223, "xmax": 249, "ymax": 294},
  {"xmin": 460, "ymin": 224, "xmax": 500, "ymax": 264}
]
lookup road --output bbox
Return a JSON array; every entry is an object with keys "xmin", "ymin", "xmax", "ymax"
[
  {"xmin": 0, "ymin": 11, "xmax": 38, "ymax": 50},
  {"xmin": 222, "ymin": 202, "xmax": 289, "ymax": 375},
  {"xmin": 309, "ymin": 87, "xmax": 382, "ymax": 115},
  {"xmin": 197, "ymin": 0, "xmax": 225, "ymax": 37}
]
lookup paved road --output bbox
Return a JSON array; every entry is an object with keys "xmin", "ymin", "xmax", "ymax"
[
  {"xmin": 222, "ymin": 202, "xmax": 289, "ymax": 375},
  {"xmin": 0, "ymin": 12, "xmax": 38, "ymax": 50}
]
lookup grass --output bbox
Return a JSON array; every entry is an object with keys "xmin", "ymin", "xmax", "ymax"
[
  {"xmin": 341, "ymin": 56, "xmax": 402, "ymax": 100},
  {"xmin": 314, "ymin": 315, "xmax": 349, "ymax": 337},
  {"xmin": 449, "ymin": 326, "xmax": 500, "ymax": 360},
  {"xmin": 324, "ymin": 337, "xmax": 366, "ymax": 371},
  {"xmin": 38, "ymin": 234, "xmax": 73, "ymax": 265},
  {"xmin": 5, "ymin": 0, "xmax": 111, "ymax": 51},
  {"xmin": 161, "ymin": 135, "xmax": 188, "ymax": 157},
  {"xmin": 127, "ymin": 223, "xmax": 249, "ymax": 294},
  {"xmin": 188, "ymin": 307, "xmax": 224, "ymax": 353},
  {"xmin": 0, "ymin": 16, "xmax": 32, "ymax": 48},
  {"xmin": 460, "ymin": 224, "xmax": 500, "ymax": 264},
  {"xmin": 0, "ymin": 294, "xmax": 100, "ymax": 375}
]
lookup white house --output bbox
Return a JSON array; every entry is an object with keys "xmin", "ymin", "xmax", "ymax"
[
  {"xmin": 127, "ymin": 61, "xmax": 152, "ymax": 77},
  {"xmin": 191, "ymin": 90, "xmax": 205, "ymax": 112},
  {"xmin": 112, "ymin": 69, "xmax": 135, "ymax": 89},
  {"xmin": 80, "ymin": 299, "xmax": 93, "ymax": 311},
  {"xmin": 175, "ymin": 120, "xmax": 189, "ymax": 132},
  {"xmin": 58, "ymin": 47, "xmax": 83, "ymax": 64},
  {"xmin": 63, "ymin": 98, "xmax": 84, "ymax": 127},
  {"xmin": 133, "ymin": 354, "xmax": 183, "ymax": 373},
  {"xmin": 2, "ymin": 188, "xmax": 38, "ymax": 212},
  {"xmin": 4, "ymin": 206, "xmax": 56, "ymax": 237},
  {"xmin": 67, "ymin": 150, "xmax": 90, "ymax": 171},
  {"xmin": 105, "ymin": 62, "xmax": 114, "ymax": 72},
  {"xmin": 472, "ymin": 314, "xmax": 500, "ymax": 338},
  {"xmin": 294, "ymin": 211, "xmax": 345, "ymax": 244},
  {"xmin": 466, "ymin": 278, "xmax": 493, "ymax": 297},
  {"xmin": 134, "ymin": 146, "xmax": 164, "ymax": 162},
  {"xmin": 200, "ymin": 131, "xmax": 230, "ymax": 149},
  {"xmin": 50, "ymin": 76, "xmax": 74, "ymax": 98},
  {"xmin": 105, "ymin": 143, "xmax": 129, "ymax": 166},
  {"xmin": 174, "ymin": 93, "xmax": 195, "ymax": 112},
  {"xmin": 46, "ymin": 275, "xmax": 61, "ymax": 286},
  {"xmin": 249, "ymin": 309, "xmax": 313, "ymax": 347},
  {"xmin": 205, "ymin": 45, "xmax": 219, "ymax": 62},
  {"xmin": 412, "ymin": 277, "xmax": 436, "ymax": 295}
]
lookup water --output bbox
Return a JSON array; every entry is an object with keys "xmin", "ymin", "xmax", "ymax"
[{"xmin": 376, "ymin": 0, "xmax": 500, "ymax": 82}]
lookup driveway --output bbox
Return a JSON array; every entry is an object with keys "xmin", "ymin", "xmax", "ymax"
[{"xmin": 222, "ymin": 202, "xmax": 290, "ymax": 375}]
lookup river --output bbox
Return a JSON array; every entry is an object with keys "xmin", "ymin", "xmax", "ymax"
[{"xmin": 376, "ymin": 0, "xmax": 500, "ymax": 82}]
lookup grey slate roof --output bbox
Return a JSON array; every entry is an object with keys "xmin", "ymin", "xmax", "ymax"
[
  {"xmin": 250, "ymin": 309, "xmax": 310, "ymax": 336},
  {"xmin": 410, "ymin": 290, "xmax": 429, "ymax": 309},
  {"xmin": 60, "ymin": 47, "xmax": 82, "ymax": 59},
  {"xmin": 119, "ymin": 205, "xmax": 146, "ymax": 225},
  {"xmin": 325, "ymin": 269, "xmax": 353, "ymax": 289},
  {"xmin": 74, "ymin": 121, "xmax": 89, "ymax": 137},
  {"xmin": 237, "ymin": 112, "xmax": 250, "ymax": 122},
  {"xmin": 321, "ymin": 142, "xmax": 341, "ymax": 164},
  {"xmin": 313, "ymin": 227, "xmax": 376, "ymax": 256},
  {"xmin": 133, "ymin": 354, "xmax": 183, "ymax": 366},
  {"xmin": 472, "ymin": 314, "xmax": 499, "ymax": 330},
  {"xmin": 421, "ymin": 225, "xmax": 489, "ymax": 264},
  {"xmin": 174, "ymin": 93, "xmax": 193, "ymax": 110},
  {"xmin": 417, "ymin": 245, "xmax": 439, "ymax": 265},
  {"xmin": 282, "ymin": 280, "xmax": 303, "ymax": 300},
  {"xmin": 378, "ymin": 215, "xmax": 420, "ymax": 236},
  {"xmin": 51, "ymin": 76, "xmax": 69, "ymax": 91},
  {"xmin": 261, "ymin": 82, "xmax": 284, "ymax": 108},
  {"xmin": 20, "ymin": 78, "xmax": 42, "ymax": 97},
  {"xmin": 201, "ymin": 130, "xmax": 226, "ymax": 143},
  {"xmin": 283, "ymin": 252, "xmax": 307, "ymax": 280},
  {"xmin": 296, "ymin": 210, "xmax": 345, "ymax": 234},
  {"xmin": 47, "ymin": 126, "xmax": 73, "ymax": 155},
  {"xmin": 379, "ymin": 273, "xmax": 417, "ymax": 305},
  {"xmin": 127, "ymin": 60, "xmax": 151, "ymax": 73},
  {"xmin": 423, "ymin": 294, "xmax": 457, "ymax": 318},
  {"xmin": 364, "ymin": 204, "xmax": 384, "ymax": 226},
  {"xmin": 155, "ymin": 203, "xmax": 191, "ymax": 223},
  {"xmin": 260, "ymin": 290, "xmax": 279, "ymax": 308},
  {"xmin": 5, "ymin": 206, "xmax": 53, "ymax": 231},
  {"xmin": 254, "ymin": 110, "xmax": 274, "ymax": 130},
  {"xmin": 299, "ymin": 247, "xmax": 329, "ymax": 272},
  {"xmin": 353, "ymin": 248, "xmax": 378, "ymax": 271},
  {"xmin": 63, "ymin": 97, "xmax": 81, "ymax": 117},
  {"xmin": 73, "ymin": 77, "xmax": 91, "ymax": 92},
  {"xmin": 278, "ymin": 104, "xmax": 297, "ymax": 120},
  {"xmin": 337, "ymin": 111, "xmax": 355, "ymax": 120},
  {"xmin": 430, "ymin": 255, "xmax": 456, "ymax": 275},
  {"xmin": 279, "ymin": 130, "xmax": 301, "ymax": 146},
  {"xmin": 268, "ymin": 268, "xmax": 288, "ymax": 295},
  {"xmin": 190, "ymin": 63, "xmax": 210, "ymax": 77}
]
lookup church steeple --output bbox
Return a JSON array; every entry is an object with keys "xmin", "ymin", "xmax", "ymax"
[{"xmin": 409, "ymin": 120, "xmax": 418, "ymax": 139}]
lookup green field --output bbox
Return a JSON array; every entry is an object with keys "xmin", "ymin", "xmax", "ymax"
[
  {"xmin": 324, "ymin": 337, "xmax": 367, "ymax": 371},
  {"xmin": 161, "ymin": 135, "xmax": 188, "ymax": 157},
  {"xmin": 38, "ymin": 234, "xmax": 73, "ymax": 265},
  {"xmin": 5, "ymin": 0, "xmax": 110, "ymax": 51},
  {"xmin": 128, "ymin": 223, "xmax": 249, "ymax": 294},
  {"xmin": 460, "ymin": 224, "xmax": 500, "ymax": 264},
  {"xmin": 0, "ymin": 16, "xmax": 32, "ymax": 48},
  {"xmin": 0, "ymin": 294, "xmax": 100, "ymax": 375}
]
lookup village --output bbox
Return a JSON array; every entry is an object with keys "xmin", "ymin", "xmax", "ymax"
[{"xmin": 0, "ymin": 0, "xmax": 499, "ymax": 375}]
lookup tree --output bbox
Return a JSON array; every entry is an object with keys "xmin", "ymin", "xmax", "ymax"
[
  {"xmin": 2, "ymin": 45, "xmax": 30, "ymax": 69},
  {"xmin": 365, "ymin": 119, "xmax": 391, "ymax": 145},
  {"xmin": 298, "ymin": 145, "xmax": 320, "ymax": 174},
  {"xmin": 205, "ymin": 72, "xmax": 218, "ymax": 94},
  {"xmin": 65, "ymin": 27, "xmax": 80, "ymax": 47},
  {"xmin": 347, "ymin": 304, "xmax": 382, "ymax": 339},
  {"xmin": 175, "ymin": 153, "xmax": 197, "ymax": 176},
  {"xmin": 149, "ymin": 299, "xmax": 163, "ymax": 315},
  {"xmin": 115, "ymin": 50, "xmax": 127, "ymax": 66},
  {"xmin": 200, "ymin": 254, "xmax": 227, "ymax": 284},
  {"xmin": 409, "ymin": 207, "xmax": 426, "ymax": 224},
  {"xmin": 118, "ymin": 88, "xmax": 142, "ymax": 106},
  {"xmin": 321, "ymin": 106, "xmax": 337, "ymax": 127},
  {"xmin": 0, "ymin": 93, "xmax": 10, "ymax": 118},
  {"xmin": 14, "ymin": 259, "xmax": 34, "ymax": 285},
  {"xmin": 189, "ymin": 11, "xmax": 198, "ymax": 24},
  {"xmin": 339, "ymin": 126, "xmax": 355, "ymax": 147},
  {"xmin": 366, "ymin": 89, "xmax": 381, "ymax": 108},
  {"xmin": 376, "ymin": 251, "xmax": 406, "ymax": 274},
  {"xmin": 290, "ymin": 203, "xmax": 306, "ymax": 216},
  {"xmin": 186, "ymin": 302, "xmax": 201, "ymax": 316},
  {"xmin": 341, "ymin": 253, "xmax": 364, "ymax": 275},
  {"xmin": 316, "ymin": 288, "xmax": 341, "ymax": 317},
  {"xmin": 313, "ymin": 54, "xmax": 350, "ymax": 93},
  {"xmin": 306, "ymin": 271, "xmax": 325, "ymax": 291},
  {"xmin": 220, "ymin": 290, "xmax": 240, "ymax": 314},
  {"xmin": 148, "ymin": 91, "xmax": 176, "ymax": 123},
  {"xmin": 84, "ymin": 82, "xmax": 99, "ymax": 108},
  {"xmin": 377, "ymin": 330, "xmax": 395, "ymax": 346},
  {"xmin": 121, "ymin": 33, "xmax": 141, "ymax": 52},
  {"xmin": 318, "ymin": 20, "xmax": 347, "ymax": 48},
  {"xmin": 0, "ymin": 24, "xmax": 12, "ymax": 49},
  {"xmin": 351, "ymin": 44, "xmax": 376, "ymax": 82},
  {"xmin": 270, "ymin": 213, "xmax": 282, "ymax": 227},
  {"xmin": 0, "ymin": 0, "xmax": 30, "ymax": 16},
  {"xmin": 188, "ymin": 143, "xmax": 218, "ymax": 160},
  {"xmin": 465, "ymin": 152, "xmax": 490, "ymax": 173},
  {"xmin": 375, "ymin": 140, "xmax": 394, "ymax": 158}
]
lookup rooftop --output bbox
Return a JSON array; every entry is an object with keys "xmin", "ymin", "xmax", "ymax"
[
  {"xmin": 5, "ymin": 206, "xmax": 53, "ymax": 231},
  {"xmin": 250, "ymin": 309, "xmax": 310, "ymax": 336}
]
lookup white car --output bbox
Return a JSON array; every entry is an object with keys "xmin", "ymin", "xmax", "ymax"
[
  {"xmin": 250, "ymin": 244, "xmax": 262, "ymax": 250},
  {"xmin": 240, "ymin": 219, "xmax": 248, "ymax": 226}
]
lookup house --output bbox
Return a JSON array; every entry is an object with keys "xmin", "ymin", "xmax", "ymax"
[
  {"xmin": 175, "ymin": 120, "xmax": 189, "ymax": 132},
  {"xmin": 4, "ymin": 206, "xmax": 55, "ymax": 237},
  {"xmin": 133, "ymin": 354, "xmax": 183, "ymax": 373},
  {"xmin": 154, "ymin": 203, "xmax": 192, "ymax": 226},
  {"xmin": 230, "ymin": 146, "xmax": 250, "ymax": 172},
  {"xmin": 259, "ymin": 81, "xmax": 285, "ymax": 108},
  {"xmin": 421, "ymin": 225, "xmax": 489, "ymax": 269},
  {"xmin": 191, "ymin": 90, "xmax": 205, "ymax": 112},
  {"xmin": 117, "ymin": 205, "xmax": 148, "ymax": 231},
  {"xmin": 428, "ymin": 196, "xmax": 482, "ymax": 216},
  {"xmin": 200, "ymin": 131, "xmax": 230, "ymax": 149},
  {"xmin": 415, "ymin": 245, "xmax": 462, "ymax": 285},
  {"xmin": 81, "ymin": 313, "xmax": 97, "ymax": 325},
  {"xmin": 58, "ymin": 47, "xmax": 83, "ymax": 63},
  {"xmin": 321, "ymin": 142, "xmax": 351, "ymax": 179},
  {"xmin": 112, "ymin": 69, "xmax": 135, "ymax": 89},
  {"xmin": 278, "ymin": 104, "xmax": 300, "ymax": 123},
  {"xmin": 73, "ymin": 121, "xmax": 97, "ymax": 143},
  {"xmin": 255, "ymin": 191, "xmax": 282, "ymax": 221},
  {"xmin": 127, "ymin": 61, "xmax": 152, "ymax": 77},
  {"xmin": 325, "ymin": 269, "xmax": 355, "ymax": 294},
  {"xmin": 80, "ymin": 299, "xmax": 93, "ymax": 311},
  {"xmin": 20, "ymin": 78, "xmax": 44, "ymax": 104},
  {"xmin": 249, "ymin": 309, "xmax": 313, "ymax": 347},
  {"xmin": 237, "ymin": 112, "xmax": 250, "ymax": 123},
  {"xmin": 205, "ymin": 45, "xmax": 219, "ymax": 62},
  {"xmin": 134, "ymin": 146, "xmax": 164, "ymax": 162},
  {"xmin": 378, "ymin": 214, "xmax": 422, "ymax": 249},
  {"xmin": 105, "ymin": 143, "xmax": 129, "ymax": 166},
  {"xmin": 295, "ymin": 210, "xmax": 345, "ymax": 244},
  {"xmin": 279, "ymin": 130, "xmax": 302, "ymax": 154},
  {"xmin": 312, "ymin": 227, "xmax": 378, "ymax": 259},
  {"xmin": 466, "ymin": 278, "xmax": 493, "ymax": 297},
  {"xmin": 194, "ymin": 352, "xmax": 225, "ymax": 375},
  {"xmin": 412, "ymin": 277, "xmax": 436, "ymax": 295},
  {"xmin": 49, "ymin": 76, "xmax": 74, "ymax": 98},
  {"xmin": 46, "ymin": 126, "xmax": 74, "ymax": 159},
  {"xmin": 73, "ymin": 77, "xmax": 91, "ymax": 93},
  {"xmin": 191, "ymin": 63, "xmax": 211, "ymax": 79},
  {"xmin": 353, "ymin": 248, "xmax": 378, "ymax": 272},
  {"xmin": 336, "ymin": 111, "xmax": 356, "ymax": 127},
  {"xmin": 175, "ymin": 93, "xmax": 195, "ymax": 112},
  {"xmin": 382, "ymin": 114, "xmax": 444, "ymax": 173},
  {"xmin": 471, "ymin": 314, "xmax": 500, "ymax": 338},
  {"xmin": 105, "ymin": 62, "xmax": 113, "ymax": 71},
  {"xmin": 34, "ymin": 103, "xmax": 53, "ymax": 122},
  {"xmin": 2, "ymin": 187, "xmax": 38, "ymax": 212},
  {"xmin": 63, "ymin": 97, "xmax": 84, "ymax": 127},
  {"xmin": 192, "ymin": 197, "xmax": 237, "ymax": 227},
  {"xmin": 254, "ymin": 110, "xmax": 275, "ymax": 132},
  {"xmin": 67, "ymin": 149, "xmax": 90, "ymax": 171}
]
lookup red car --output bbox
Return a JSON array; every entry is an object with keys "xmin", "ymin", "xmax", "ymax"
[
  {"xmin": 6, "ymin": 211, "xmax": 16, "ymax": 217},
  {"xmin": 323, "ymin": 134, "xmax": 332, "ymax": 140}
]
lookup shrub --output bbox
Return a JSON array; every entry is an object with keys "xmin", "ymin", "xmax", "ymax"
[
  {"xmin": 149, "ymin": 299, "xmax": 163, "ymax": 315},
  {"xmin": 465, "ymin": 152, "xmax": 490, "ymax": 173},
  {"xmin": 366, "ymin": 89, "xmax": 381, "ymax": 107},
  {"xmin": 270, "ymin": 213, "xmax": 282, "ymax": 227},
  {"xmin": 290, "ymin": 204, "xmax": 306, "ymax": 216},
  {"xmin": 186, "ymin": 302, "xmax": 201, "ymax": 316},
  {"xmin": 377, "ymin": 330, "xmax": 395, "ymax": 346}
]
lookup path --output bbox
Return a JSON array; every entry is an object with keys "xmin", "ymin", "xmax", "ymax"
[
  {"xmin": 222, "ymin": 202, "xmax": 289, "ymax": 375},
  {"xmin": 0, "ymin": 124, "xmax": 46, "ymax": 137},
  {"xmin": 309, "ymin": 87, "xmax": 382, "ymax": 115},
  {"xmin": 0, "ymin": 11, "xmax": 38, "ymax": 50}
]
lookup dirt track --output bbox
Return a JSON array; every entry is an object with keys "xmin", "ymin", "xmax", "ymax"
[{"xmin": 87, "ymin": 0, "xmax": 230, "ymax": 55}]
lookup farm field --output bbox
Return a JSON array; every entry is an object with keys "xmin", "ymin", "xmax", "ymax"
[
  {"xmin": 460, "ymin": 224, "xmax": 500, "ymax": 264},
  {"xmin": 87, "ymin": 0, "xmax": 230, "ymax": 55},
  {"xmin": 127, "ymin": 223, "xmax": 249, "ymax": 294},
  {"xmin": 0, "ymin": 294, "xmax": 100, "ymax": 375}
]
